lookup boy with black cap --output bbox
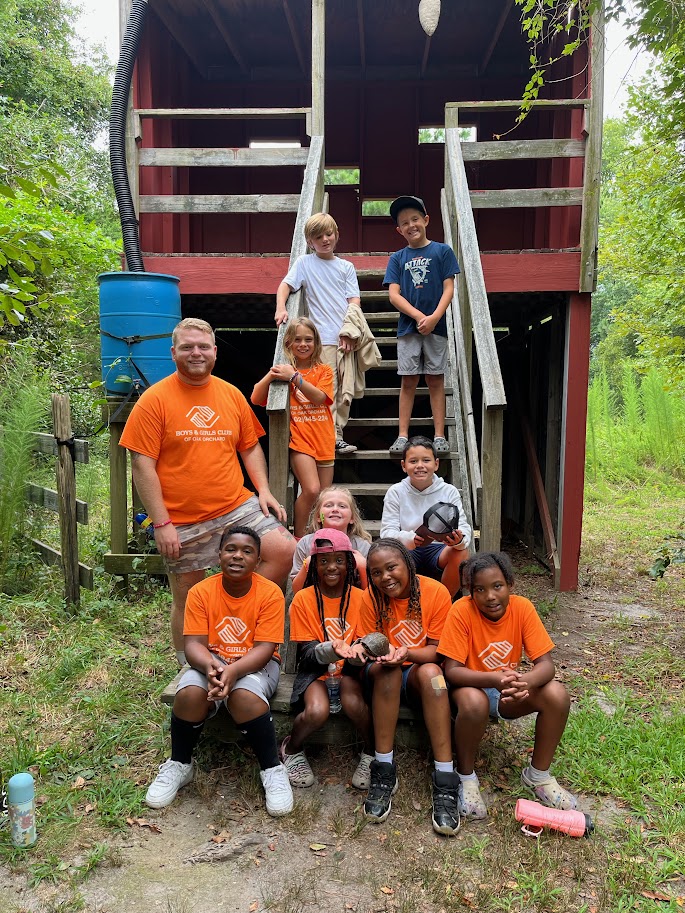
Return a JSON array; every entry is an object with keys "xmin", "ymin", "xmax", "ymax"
[{"xmin": 383, "ymin": 196, "xmax": 460, "ymax": 457}]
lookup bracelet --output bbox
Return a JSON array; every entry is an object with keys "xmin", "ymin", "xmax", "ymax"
[
  {"xmin": 153, "ymin": 519, "xmax": 173, "ymax": 529},
  {"xmin": 290, "ymin": 371, "xmax": 301, "ymax": 386}
]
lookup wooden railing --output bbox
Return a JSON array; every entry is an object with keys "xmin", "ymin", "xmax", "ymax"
[
  {"xmin": 265, "ymin": 135, "xmax": 326, "ymax": 509},
  {"xmin": 444, "ymin": 114, "xmax": 507, "ymax": 552}
]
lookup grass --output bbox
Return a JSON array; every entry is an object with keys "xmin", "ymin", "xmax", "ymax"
[{"xmin": 1, "ymin": 454, "xmax": 685, "ymax": 911}]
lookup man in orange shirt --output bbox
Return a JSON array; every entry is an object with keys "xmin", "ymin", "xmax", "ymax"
[{"xmin": 119, "ymin": 318, "xmax": 295, "ymax": 664}]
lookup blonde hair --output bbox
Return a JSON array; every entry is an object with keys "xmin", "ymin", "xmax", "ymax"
[
  {"xmin": 172, "ymin": 318, "xmax": 215, "ymax": 346},
  {"xmin": 304, "ymin": 212, "xmax": 339, "ymax": 242},
  {"xmin": 283, "ymin": 317, "xmax": 323, "ymax": 367},
  {"xmin": 306, "ymin": 486, "xmax": 372, "ymax": 542}
]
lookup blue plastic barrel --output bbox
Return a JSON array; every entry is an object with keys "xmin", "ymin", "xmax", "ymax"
[{"xmin": 98, "ymin": 271, "xmax": 181, "ymax": 394}]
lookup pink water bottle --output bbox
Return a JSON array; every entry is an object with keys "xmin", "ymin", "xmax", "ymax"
[{"xmin": 515, "ymin": 798, "xmax": 593, "ymax": 838}]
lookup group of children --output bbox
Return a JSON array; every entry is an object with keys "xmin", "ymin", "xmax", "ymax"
[
  {"xmin": 145, "ymin": 197, "xmax": 576, "ymax": 832},
  {"xmin": 147, "ymin": 472, "xmax": 577, "ymax": 836},
  {"xmin": 251, "ymin": 194, "xmax": 460, "ymax": 537}
]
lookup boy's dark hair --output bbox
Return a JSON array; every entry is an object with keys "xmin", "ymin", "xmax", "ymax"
[
  {"xmin": 402, "ymin": 435, "xmax": 436, "ymax": 459},
  {"xmin": 304, "ymin": 551, "xmax": 359, "ymax": 641},
  {"xmin": 367, "ymin": 538, "xmax": 421, "ymax": 629},
  {"xmin": 460, "ymin": 551, "xmax": 514, "ymax": 594},
  {"xmin": 219, "ymin": 525, "xmax": 261, "ymax": 553}
]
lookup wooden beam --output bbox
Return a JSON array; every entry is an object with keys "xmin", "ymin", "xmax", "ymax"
[
  {"xmin": 356, "ymin": 0, "xmax": 366, "ymax": 72},
  {"xmin": 135, "ymin": 107, "xmax": 311, "ymax": 119},
  {"xmin": 446, "ymin": 99, "xmax": 588, "ymax": 112},
  {"xmin": 579, "ymin": 1, "xmax": 605, "ymax": 292},
  {"xmin": 421, "ymin": 36, "xmax": 432, "ymax": 77},
  {"xmin": 520, "ymin": 405, "xmax": 561, "ymax": 586},
  {"xmin": 26, "ymin": 484, "xmax": 88, "ymax": 525},
  {"xmin": 139, "ymin": 147, "xmax": 309, "ymax": 167},
  {"xmin": 199, "ymin": 0, "xmax": 249, "ymax": 75},
  {"xmin": 558, "ymin": 293, "xmax": 591, "ymax": 591},
  {"xmin": 139, "ymin": 194, "xmax": 300, "ymax": 213},
  {"xmin": 31, "ymin": 432, "xmax": 89, "ymax": 463},
  {"xmin": 480, "ymin": 406, "xmax": 504, "ymax": 552},
  {"xmin": 30, "ymin": 539, "xmax": 94, "ymax": 590},
  {"xmin": 282, "ymin": 0, "xmax": 307, "ymax": 75},
  {"xmin": 311, "ymin": 0, "xmax": 325, "ymax": 137},
  {"xmin": 52, "ymin": 394, "xmax": 80, "ymax": 607},
  {"xmin": 480, "ymin": 0, "xmax": 515, "ymax": 74},
  {"xmin": 470, "ymin": 188, "xmax": 583, "ymax": 209},
  {"xmin": 109, "ymin": 422, "xmax": 129, "ymax": 558},
  {"xmin": 444, "ymin": 123, "xmax": 506, "ymax": 409},
  {"xmin": 104, "ymin": 552, "xmax": 166, "ymax": 576},
  {"xmin": 462, "ymin": 139, "xmax": 585, "ymax": 161}
]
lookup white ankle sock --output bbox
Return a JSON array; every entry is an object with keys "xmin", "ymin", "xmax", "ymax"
[
  {"xmin": 434, "ymin": 760, "xmax": 454, "ymax": 773},
  {"xmin": 375, "ymin": 750, "xmax": 393, "ymax": 764},
  {"xmin": 526, "ymin": 765, "xmax": 551, "ymax": 784},
  {"xmin": 457, "ymin": 771, "xmax": 478, "ymax": 783}
]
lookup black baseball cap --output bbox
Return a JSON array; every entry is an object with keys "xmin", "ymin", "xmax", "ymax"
[{"xmin": 389, "ymin": 195, "xmax": 427, "ymax": 224}]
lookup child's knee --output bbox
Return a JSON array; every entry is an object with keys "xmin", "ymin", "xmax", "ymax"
[
  {"xmin": 542, "ymin": 679, "xmax": 570, "ymax": 713},
  {"xmin": 453, "ymin": 687, "xmax": 490, "ymax": 722},
  {"xmin": 174, "ymin": 685, "xmax": 210, "ymax": 720}
]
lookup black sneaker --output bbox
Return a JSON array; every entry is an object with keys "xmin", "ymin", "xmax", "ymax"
[
  {"xmin": 363, "ymin": 760, "xmax": 398, "ymax": 823},
  {"xmin": 431, "ymin": 770, "xmax": 461, "ymax": 836}
]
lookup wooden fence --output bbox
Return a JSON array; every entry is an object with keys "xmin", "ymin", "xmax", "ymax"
[{"xmin": 27, "ymin": 394, "xmax": 93, "ymax": 606}]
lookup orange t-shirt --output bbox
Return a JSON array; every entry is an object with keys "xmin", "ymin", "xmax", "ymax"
[
  {"xmin": 119, "ymin": 373, "xmax": 265, "ymax": 524},
  {"xmin": 290, "ymin": 585, "xmax": 364, "ymax": 678},
  {"xmin": 183, "ymin": 572, "xmax": 285, "ymax": 663},
  {"xmin": 358, "ymin": 575, "xmax": 451, "ymax": 657},
  {"xmin": 288, "ymin": 363, "xmax": 335, "ymax": 461},
  {"xmin": 437, "ymin": 593, "xmax": 554, "ymax": 672}
]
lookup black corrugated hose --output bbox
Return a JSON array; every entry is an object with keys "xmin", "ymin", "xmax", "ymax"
[{"xmin": 109, "ymin": 0, "xmax": 149, "ymax": 273}]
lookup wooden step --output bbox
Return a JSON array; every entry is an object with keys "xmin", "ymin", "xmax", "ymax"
[
  {"xmin": 361, "ymin": 387, "xmax": 453, "ymax": 396},
  {"xmin": 345, "ymin": 417, "xmax": 456, "ymax": 427},
  {"xmin": 369, "ymin": 360, "xmax": 398, "ymax": 370},
  {"xmin": 374, "ymin": 337, "xmax": 398, "ymax": 345},
  {"xmin": 360, "ymin": 290, "xmax": 389, "ymax": 301},
  {"xmin": 364, "ymin": 311, "xmax": 398, "ymax": 324},
  {"xmin": 356, "ymin": 268, "xmax": 386, "ymax": 279},
  {"xmin": 139, "ymin": 147, "xmax": 310, "ymax": 168},
  {"xmin": 139, "ymin": 194, "xmax": 300, "ymax": 214}
]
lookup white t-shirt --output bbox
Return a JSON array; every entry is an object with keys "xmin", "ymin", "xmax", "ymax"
[{"xmin": 284, "ymin": 254, "xmax": 360, "ymax": 345}]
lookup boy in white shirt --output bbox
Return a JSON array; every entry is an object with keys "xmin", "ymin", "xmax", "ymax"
[{"xmin": 275, "ymin": 213, "xmax": 361, "ymax": 455}]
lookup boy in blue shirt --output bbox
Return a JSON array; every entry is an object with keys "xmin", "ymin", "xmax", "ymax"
[{"xmin": 383, "ymin": 196, "xmax": 460, "ymax": 456}]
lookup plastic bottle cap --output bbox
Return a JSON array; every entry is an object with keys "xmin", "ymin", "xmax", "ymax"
[{"xmin": 8, "ymin": 772, "xmax": 35, "ymax": 804}]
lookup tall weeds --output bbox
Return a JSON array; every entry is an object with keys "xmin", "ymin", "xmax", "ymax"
[
  {"xmin": 0, "ymin": 353, "xmax": 48, "ymax": 590},
  {"xmin": 586, "ymin": 362, "xmax": 685, "ymax": 484}
]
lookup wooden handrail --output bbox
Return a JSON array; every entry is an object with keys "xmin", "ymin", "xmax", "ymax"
[
  {"xmin": 445, "ymin": 99, "xmax": 588, "ymax": 111},
  {"xmin": 444, "ymin": 127, "xmax": 506, "ymax": 410}
]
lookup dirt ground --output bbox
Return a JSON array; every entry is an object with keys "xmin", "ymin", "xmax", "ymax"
[{"xmin": 1, "ymin": 569, "xmax": 680, "ymax": 913}]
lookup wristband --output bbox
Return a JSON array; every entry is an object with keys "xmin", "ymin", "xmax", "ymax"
[
  {"xmin": 290, "ymin": 371, "xmax": 301, "ymax": 386},
  {"xmin": 153, "ymin": 519, "xmax": 173, "ymax": 529}
]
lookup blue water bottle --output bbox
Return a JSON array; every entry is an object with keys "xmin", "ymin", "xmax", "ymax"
[
  {"xmin": 134, "ymin": 512, "xmax": 155, "ymax": 538},
  {"xmin": 8, "ymin": 772, "xmax": 37, "ymax": 847}
]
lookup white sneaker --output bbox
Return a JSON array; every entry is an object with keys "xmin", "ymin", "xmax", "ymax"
[
  {"xmin": 260, "ymin": 764, "xmax": 294, "ymax": 816},
  {"xmin": 145, "ymin": 759, "xmax": 194, "ymax": 808},
  {"xmin": 351, "ymin": 752, "xmax": 374, "ymax": 789},
  {"xmin": 281, "ymin": 739, "xmax": 315, "ymax": 788}
]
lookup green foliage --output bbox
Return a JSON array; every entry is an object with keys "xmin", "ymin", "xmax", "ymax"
[
  {"xmin": 586, "ymin": 363, "xmax": 685, "ymax": 484},
  {"xmin": 0, "ymin": 349, "xmax": 49, "ymax": 591},
  {"xmin": 648, "ymin": 533, "xmax": 685, "ymax": 579}
]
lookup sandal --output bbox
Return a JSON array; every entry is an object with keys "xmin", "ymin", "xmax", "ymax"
[{"xmin": 389, "ymin": 435, "xmax": 409, "ymax": 456}]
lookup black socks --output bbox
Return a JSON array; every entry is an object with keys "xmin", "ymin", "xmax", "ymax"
[
  {"xmin": 170, "ymin": 713, "xmax": 205, "ymax": 764},
  {"xmin": 239, "ymin": 710, "xmax": 280, "ymax": 771}
]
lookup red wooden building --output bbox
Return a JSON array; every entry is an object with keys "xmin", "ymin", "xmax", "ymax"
[{"xmin": 107, "ymin": 0, "xmax": 604, "ymax": 590}]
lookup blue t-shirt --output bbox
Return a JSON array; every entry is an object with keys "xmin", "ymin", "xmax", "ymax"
[{"xmin": 383, "ymin": 241, "xmax": 460, "ymax": 338}]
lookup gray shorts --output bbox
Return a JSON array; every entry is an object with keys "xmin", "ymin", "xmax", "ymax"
[
  {"xmin": 397, "ymin": 332, "xmax": 448, "ymax": 376},
  {"xmin": 177, "ymin": 655, "xmax": 281, "ymax": 718},
  {"xmin": 164, "ymin": 495, "xmax": 283, "ymax": 575}
]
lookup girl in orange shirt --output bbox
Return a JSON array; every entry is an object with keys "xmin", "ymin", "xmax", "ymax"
[
  {"xmin": 282, "ymin": 529, "xmax": 372, "ymax": 789},
  {"xmin": 252, "ymin": 318, "xmax": 335, "ymax": 537}
]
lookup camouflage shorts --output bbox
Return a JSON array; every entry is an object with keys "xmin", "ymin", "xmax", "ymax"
[{"xmin": 164, "ymin": 496, "xmax": 283, "ymax": 575}]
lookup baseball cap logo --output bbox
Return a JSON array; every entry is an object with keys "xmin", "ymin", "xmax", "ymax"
[
  {"xmin": 216, "ymin": 615, "xmax": 250, "ymax": 645},
  {"xmin": 390, "ymin": 619, "xmax": 424, "ymax": 648},
  {"xmin": 186, "ymin": 405, "xmax": 220, "ymax": 429},
  {"xmin": 478, "ymin": 640, "xmax": 513, "ymax": 670},
  {"xmin": 324, "ymin": 617, "xmax": 351, "ymax": 641}
]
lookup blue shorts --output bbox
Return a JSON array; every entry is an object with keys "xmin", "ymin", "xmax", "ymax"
[
  {"xmin": 484, "ymin": 687, "xmax": 505, "ymax": 721},
  {"xmin": 361, "ymin": 661, "xmax": 414, "ymax": 704},
  {"xmin": 410, "ymin": 542, "xmax": 445, "ymax": 575}
]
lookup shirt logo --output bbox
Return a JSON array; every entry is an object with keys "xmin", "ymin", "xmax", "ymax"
[
  {"xmin": 324, "ymin": 617, "xmax": 352, "ymax": 641},
  {"xmin": 404, "ymin": 256, "xmax": 432, "ymax": 288},
  {"xmin": 478, "ymin": 640, "xmax": 513, "ymax": 670},
  {"xmin": 216, "ymin": 615, "xmax": 250, "ymax": 645},
  {"xmin": 186, "ymin": 405, "xmax": 220, "ymax": 429},
  {"xmin": 390, "ymin": 619, "xmax": 424, "ymax": 648}
]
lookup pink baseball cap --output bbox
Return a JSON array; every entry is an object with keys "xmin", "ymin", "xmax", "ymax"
[{"xmin": 310, "ymin": 529, "xmax": 353, "ymax": 554}]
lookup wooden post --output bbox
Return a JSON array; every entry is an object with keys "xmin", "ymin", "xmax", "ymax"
[
  {"xmin": 579, "ymin": 0, "xmax": 605, "ymax": 292},
  {"xmin": 311, "ymin": 0, "xmax": 325, "ymax": 138},
  {"xmin": 480, "ymin": 406, "xmax": 504, "ymax": 553},
  {"xmin": 51, "ymin": 394, "xmax": 80, "ymax": 607},
  {"xmin": 109, "ymin": 420, "xmax": 129, "ymax": 588},
  {"xmin": 268, "ymin": 411, "xmax": 290, "ymax": 513}
]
